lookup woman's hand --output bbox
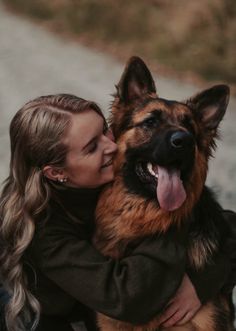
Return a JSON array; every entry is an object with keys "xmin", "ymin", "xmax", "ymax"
[{"xmin": 158, "ymin": 273, "xmax": 201, "ymax": 328}]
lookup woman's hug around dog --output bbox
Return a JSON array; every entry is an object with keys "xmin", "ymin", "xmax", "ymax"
[{"xmin": 94, "ymin": 57, "xmax": 234, "ymax": 331}]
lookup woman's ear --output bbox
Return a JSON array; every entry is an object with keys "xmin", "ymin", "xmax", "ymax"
[{"xmin": 42, "ymin": 165, "xmax": 66, "ymax": 182}]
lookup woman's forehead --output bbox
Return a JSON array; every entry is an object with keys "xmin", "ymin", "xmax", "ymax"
[{"xmin": 64, "ymin": 110, "xmax": 105, "ymax": 150}]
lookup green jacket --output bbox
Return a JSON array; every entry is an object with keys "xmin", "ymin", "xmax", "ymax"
[{"xmin": 27, "ymin": 184, "xmax": 231, "ymax": 331}]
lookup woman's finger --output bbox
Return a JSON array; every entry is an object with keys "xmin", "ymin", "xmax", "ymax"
[
  {"xmin": 158, "ymin": 303, "xmax": 179, "ymax": 324},
  {"xmin": 161, "ymin": 309, "xmax": 186, "ymax": 328},
  {"xmin": 175, "ymin": 310, "xmax": 195, "ymax": 325}
]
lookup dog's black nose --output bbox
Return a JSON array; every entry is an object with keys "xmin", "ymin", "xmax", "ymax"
[{"xmin": 170, "ymin": 131, "xmax": 194, "ymax": 150}]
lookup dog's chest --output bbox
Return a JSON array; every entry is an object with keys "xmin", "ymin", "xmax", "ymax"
[{"xmin": 94, "ymin": 181, "xmax": 181, "ymax": 257}]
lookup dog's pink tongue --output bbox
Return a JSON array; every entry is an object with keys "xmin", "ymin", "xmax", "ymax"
[{"xmin": 157, "ymin": 166, "xmax": 186, "ymax": 211}]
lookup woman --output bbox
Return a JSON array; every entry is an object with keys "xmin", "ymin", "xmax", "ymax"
[{"xmin": 0, "ymin": 94, "xmax": 233, "ymax": 331}]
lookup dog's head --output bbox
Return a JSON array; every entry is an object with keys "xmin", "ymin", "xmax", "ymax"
[{"xmin": 110, "ymin": 57, "xmax": 229, "ymax": 213}]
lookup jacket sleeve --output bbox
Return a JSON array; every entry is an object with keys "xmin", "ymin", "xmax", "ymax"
[
  {"xmin": 30, "ymin": 225, "xmax": 186, "ymax": 324},
  {"xmin": 186, "ymin": 209, "xmax": 236, "ymax": 303}
]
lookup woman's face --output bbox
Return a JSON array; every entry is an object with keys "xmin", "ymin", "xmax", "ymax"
[{"xmin": 63, "ymin": 109, "xmax": 117, "ymax": 188}]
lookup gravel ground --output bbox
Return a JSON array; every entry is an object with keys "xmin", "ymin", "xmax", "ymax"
[{"xmin": 0, "ymin": 1, "xmax": 235, "ymax": 328}]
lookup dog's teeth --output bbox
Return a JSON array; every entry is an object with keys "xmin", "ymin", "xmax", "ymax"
[
  {"xmin": 147, "ymin": 163, "xmax": 158, "ymax": 178},
  {"xmin": 147, "ymin": 163, "xmax": 154, "ymax": 176}
]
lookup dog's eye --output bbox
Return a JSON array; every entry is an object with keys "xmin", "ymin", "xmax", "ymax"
[
  {"xmin": 182, "ymin": 115, "xmax": 195, "ymax": 133},
  {"xmin": 142, "ymin": 117, "xmax": 157, "ymax": 129}
]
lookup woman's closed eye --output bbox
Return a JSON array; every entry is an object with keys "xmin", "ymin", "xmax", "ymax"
[
  {"xmin": 86, "ymin": 123, "xmax": 108, "ymax": 154},
  {"xmin": 88, "ymin": 141, "xmax": 98, "ymax": 153}
]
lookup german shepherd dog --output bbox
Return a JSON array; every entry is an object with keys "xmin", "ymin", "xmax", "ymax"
[{"xmin": 94, "ymin": 57, "xmax": 233, "ymax": 331}]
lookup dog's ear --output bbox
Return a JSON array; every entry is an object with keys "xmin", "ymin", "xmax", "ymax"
[
  {"xmin": 116, "ymin": 56, "xmax": 157, "ymax": 104},
  {"xmin": 187, "ymin": 85, "xmax": 230, "ymax": 130}
]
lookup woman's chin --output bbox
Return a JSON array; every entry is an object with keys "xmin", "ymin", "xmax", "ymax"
[{"xmin": 100, "ymin": 170, "xmax": 115, "ymax": 185}]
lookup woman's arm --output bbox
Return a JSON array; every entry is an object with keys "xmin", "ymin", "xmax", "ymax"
[{"xmin": 30, "ymin": 225, "xmax": 187, "ymax": 325}]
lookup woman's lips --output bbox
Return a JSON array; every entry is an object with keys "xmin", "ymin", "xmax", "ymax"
[{"xmin": 101, "ymin": 159, "xmax": 113, "ymax": 168}]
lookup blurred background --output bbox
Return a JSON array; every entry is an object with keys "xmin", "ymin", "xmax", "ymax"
[
  {"xmin": 2, "ymin": 0, "xmax": 236, "ymax": 87},
  {"xmin": 1, "ymin": 0, "xmax": 236, "ymax": 209},
  {"xmin": 0, "ymin": 0, "xmax": 235, "ymax": 203},
  {"xmin": 0, "ymin": 0, "xmax": 236, "ymax": 327}
]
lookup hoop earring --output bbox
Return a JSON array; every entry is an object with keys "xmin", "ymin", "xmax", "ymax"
[{"xmin": 58, "ymin": 177, "xmax": 68, "ymax": 183}]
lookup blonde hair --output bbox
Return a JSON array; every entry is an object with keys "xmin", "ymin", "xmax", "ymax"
[{"xmin": 0, "ymin": 94, "xmax": 104, "ymax": 330}]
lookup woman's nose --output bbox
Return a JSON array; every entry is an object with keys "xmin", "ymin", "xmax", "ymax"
[
  {"xmin": 103, "ymin": 134, "xmax": 118, "ymax": 153},
  {"xmin": 107, "ymin": 139, "xmax": 118, "ymax": 153}
]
